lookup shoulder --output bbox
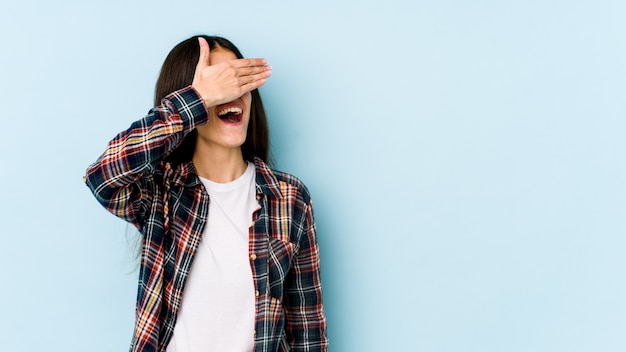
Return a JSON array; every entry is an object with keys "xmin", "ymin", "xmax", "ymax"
[{"xmin": 272, "ymin": 169, "xmax": 312, "ymax": 204}]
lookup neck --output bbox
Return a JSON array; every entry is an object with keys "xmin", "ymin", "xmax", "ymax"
[{"xmin": 192, "ymin": 145, "xmax": 247, "ymax": 183}]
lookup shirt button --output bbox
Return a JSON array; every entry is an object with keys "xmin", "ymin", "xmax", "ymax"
[
  {"xmin": 255, "ymin": 290, "xmax": 259, "ymax": 297},
  {"xmin": 250, "ymin": 254, "xmax": 257, "ymax": 260},
  {"xmin": 256, "ymin": 194, "xmax": 262, "ymax": 201}
]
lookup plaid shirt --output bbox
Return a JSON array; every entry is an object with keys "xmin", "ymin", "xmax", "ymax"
[{"xmin": 84, "ymin": 87, "xmax": 328, "ymax": 352}]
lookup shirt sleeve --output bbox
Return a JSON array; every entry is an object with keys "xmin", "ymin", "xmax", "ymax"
[
  {"xmin": 84, "ymin": 86, "xmax": 207, "ymax": 228},
  {"xmin": 283, "ymin": 199, "xmax": 329, "ymax": 351}
]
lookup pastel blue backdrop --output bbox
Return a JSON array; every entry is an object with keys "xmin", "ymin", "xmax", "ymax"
[{"xmin": 1, "ymin": 1, "xmax": 624, "ymax": 351}]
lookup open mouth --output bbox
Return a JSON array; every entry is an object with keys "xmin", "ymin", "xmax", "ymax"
[{"xmin": 216, "ymin": 105, "xmax": 243, "ymax": 123}]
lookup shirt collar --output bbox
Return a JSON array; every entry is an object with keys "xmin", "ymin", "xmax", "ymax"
[
  {"xmin": 165, "ymin": 161, "xmax": 201, "ymax": 188},
  {"xmin": 253, "ymin": 156, "xmax": 283, "ymax": 199}
]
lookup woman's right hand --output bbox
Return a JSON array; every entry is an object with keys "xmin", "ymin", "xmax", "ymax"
[{"xmin": 191, "ymin": 37, "xmax": 271, "ymax": 108}]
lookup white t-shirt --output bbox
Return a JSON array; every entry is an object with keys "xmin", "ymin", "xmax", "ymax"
[{"xmin": 166, "ymin": 162, "xmax": 258, "ymax": 352}]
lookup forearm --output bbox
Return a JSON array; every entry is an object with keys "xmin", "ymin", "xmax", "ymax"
[{"xmin": 84, "ymin": 86, "xmax": 207, "ymax": 219}]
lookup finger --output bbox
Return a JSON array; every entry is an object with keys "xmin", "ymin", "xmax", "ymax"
[
  {"xmin": 196, "ymin": 37, "xmax": 210, "ymax": 71},
  {"xmin": 238, "ymin": 65, "xmax": 272, "ymax": 77},
  {"xmin": 239, "ymin": 70, "xmax": 272, "ymax": 85},
  {"xmin": 240, "ymin": 78, "xmax": 267, "ymax": 93},
  {"xmin": 231, "ymin": 58, "xmax": 268, "ymax": 68}
]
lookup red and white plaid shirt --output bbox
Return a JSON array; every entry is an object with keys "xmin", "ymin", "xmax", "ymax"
[{"xmin": 85, "ymin": 87, "xmax": 328, "ymax": 352}]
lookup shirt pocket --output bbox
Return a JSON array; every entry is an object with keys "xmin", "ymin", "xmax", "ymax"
[{"xmin": 268, "ymin": 237, "xmax": 295, "ymax": 299}]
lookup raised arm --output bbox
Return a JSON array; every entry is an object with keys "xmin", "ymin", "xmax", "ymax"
[{"xmin": 84, "ymin": 87, "xmax": 207, "ymax": 227}]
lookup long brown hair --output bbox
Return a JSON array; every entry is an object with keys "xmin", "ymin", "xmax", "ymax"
[{"xmin": 155, "ymin": 35, "xmax": 271, "ymax": 165}]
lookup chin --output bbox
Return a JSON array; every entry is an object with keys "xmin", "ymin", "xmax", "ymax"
[{"xmin": 222, "ymin": 136, "xmax": 247, "ymax": 148}]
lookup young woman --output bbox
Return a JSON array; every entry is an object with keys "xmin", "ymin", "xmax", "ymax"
[{"xmin": 85, "ymin": 35, "xmax": 328, "ymax": 352}]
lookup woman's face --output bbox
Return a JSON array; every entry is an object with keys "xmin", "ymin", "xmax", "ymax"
[{"xmin": 195, "ymin": 47, "xmax": 252, "ymax": 153}]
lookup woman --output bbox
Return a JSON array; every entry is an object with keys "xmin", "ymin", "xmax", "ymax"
[{"xmin": 85, "ymin": 35, "xmax": 328, "ymax": 352}]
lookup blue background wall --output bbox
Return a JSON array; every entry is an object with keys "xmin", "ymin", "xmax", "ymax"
[{"xmin": 1, "ymin": 1, "xmax": 625, "ymax": 351}]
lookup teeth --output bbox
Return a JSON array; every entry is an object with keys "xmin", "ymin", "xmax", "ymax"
[{"xmin": 217, "ymin": 106, "xmax": 243, "ymax": 117}]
